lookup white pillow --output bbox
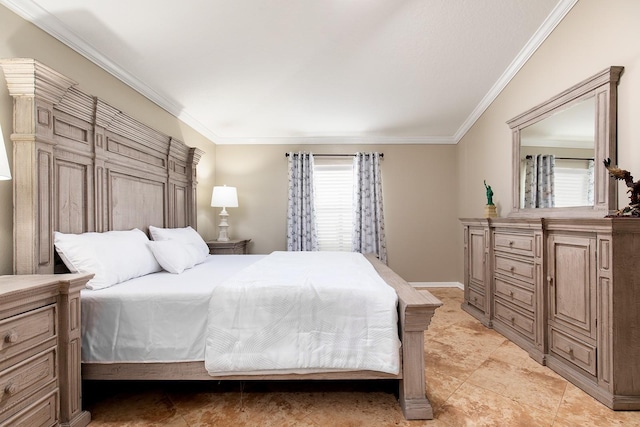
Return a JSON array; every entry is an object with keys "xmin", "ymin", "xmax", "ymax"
[
  {"xmin": 54, "ymin": 228, "xmax": 162, "ymax": 290},
  {"xmin": 148, "ymin": 225, "xmax": 208, "ymax": 264},
  {"xmin": 147, "ymin": 240, "xmax": 203, "ymax": 274}
]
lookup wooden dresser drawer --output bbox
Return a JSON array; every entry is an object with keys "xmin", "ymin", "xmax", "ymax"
[
  {"xmin": 494, "ymin": 277, "xmax": 534, "ymax": 311},
  {"xmin": 467, "ymin": 287, "xmax": 485, "ymax": 311},
  {"xmin": 494, "ymin": 232, "xmax": 534, "ymax": 256},
  {"xmin": 0, "ymin": 306, "xmax": 55, "ymax": 363},
  {"xmin": 494, "ymin": 254, "xmax": 535, "ymax": 283},
  {"xmin": 549, "ymin": 327, "xmax": 596, "ymax": 376},
  {"xmin": 1, "ymin": 391, "xmax": 57, "ymax": 427},
  {"xmin": 494, "ymin": 299, "xmax": 534, "ymax": 339},
  {"xmin": 0, "ymin": 350, "xmax": 56, "ymax": 417}
]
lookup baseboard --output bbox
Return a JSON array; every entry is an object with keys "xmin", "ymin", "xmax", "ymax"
[{"xmin": 409, "ymin": 282, "xmax": 464, "ymax": 290}]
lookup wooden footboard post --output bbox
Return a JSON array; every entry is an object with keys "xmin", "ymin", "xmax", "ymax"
[
  {"xmin": 364, "ymin": 255, "xmax": 442, "ymax": 420},
  {"xmin": 58, "ymin": 274, "xmax": 94, "ymax": 427},
  {"xmin": 398, "ymin": 299, "xmax": 440, "ymax": 419}
]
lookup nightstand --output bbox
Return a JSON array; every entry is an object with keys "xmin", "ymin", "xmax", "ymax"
[
  {"xmin": 207, "ymin": 239, "xmax": 251, "ymax": 254},
  {"xmin": 0, "ymin": 273, "xmax": 93, "ymax": 427}
]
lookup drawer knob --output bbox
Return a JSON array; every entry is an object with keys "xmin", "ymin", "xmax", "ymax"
[
  {"xmin": 4, "ymin": 331, "xmax": 18, "ymax": 344},
  {"xmin": 510, "ymin": 266, "xmax": 515, "ymax": 273},
  {"xmin": 508, "ymin": 241, "xmax": 514, "ymax": 246},
  {"xmin": 567, "ymin": 347, "xmax": 575, "ymax": 360},
  {"xmin": 509, "ymin": 291, "xmax": 514, "ymax": 298},
  {"xmin": 547, "ymin": 276, "xmax": 554, "ymax": 286},
  {"xmin": 510, "ymin": 317, "xmax": 515, "ymax": 324},
  {"xmin": 3, "ymin": 382, "xmax": 17, "ymax": 396}
]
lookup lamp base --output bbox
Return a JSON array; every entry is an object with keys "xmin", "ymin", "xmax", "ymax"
[
  {"xmin": 217, "ymin": 208, "xmax": 231, "ymax": 241},
  {"xmin": 217, "ymin": 228, "xmax": 230, "ymax": 242}
]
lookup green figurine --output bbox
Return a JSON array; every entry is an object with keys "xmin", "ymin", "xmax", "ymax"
[{"xmin": 484, "ymin": 180, "xmax": 494, "ymax": 206}]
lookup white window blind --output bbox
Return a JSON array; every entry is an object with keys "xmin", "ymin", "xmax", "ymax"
[
  {"xmin": 554, "ymin": 167, "xmax": 590, "ymax": 207},
  {"xmin": 314, "ymin": 162, "xmax": 354, "ymax": 251}
]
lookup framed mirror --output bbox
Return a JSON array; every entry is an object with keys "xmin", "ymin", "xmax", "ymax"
[{"xmin": 507, "ymin": 66, "xmax": 623, "ymax": 218}]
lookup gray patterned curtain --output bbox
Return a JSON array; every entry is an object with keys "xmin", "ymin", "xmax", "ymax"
[
  {"xmin": 523, "ymin": 154, "xmax": 555, "ymax": 208},
  {"xmin": 523, "ymin": 155, "xmax": 537, "ymax": 208},
  {"xmin": 537, "ymin": 155, "xmax": 555, "ymax": 208},
  {"xmin": 286, "ymin": 152, "xmax": 318, "ymax": 251},
  {"xmin": 587, "ymin": 159, "xmax": 595, "ymax": 205},
  {"xmin": 352, "ymin": 152, "xmax": 387, "ymax": 263}
]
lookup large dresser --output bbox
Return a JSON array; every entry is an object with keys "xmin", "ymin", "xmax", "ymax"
[
  {"xmin": 0, "ymin": 274, "xmax": 92, "ymax": 427},
  {"xmin": 461, "ymin": 217, "xmax": 640, "ymax": 410}
]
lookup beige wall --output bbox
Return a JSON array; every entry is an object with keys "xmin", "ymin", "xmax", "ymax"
[
  {"xmin": 456, "ymin": 0, "xmax": 640, "ymax": 282},
  {"xmin": 2, "ymin": 0, "xmax": 639, "ymax": 285},
  {"xmin": 0, "ymin": 5, "xmax": 218, "ymax": 275},
  {"xmin": 215, "ymin": 144, "xmax": 459, "ymax": 282}
]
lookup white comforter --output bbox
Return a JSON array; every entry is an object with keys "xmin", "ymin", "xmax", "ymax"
[
  {"xmin": 204, "ymin": 251, "xmax": 401, "ymax": 375},
  {"xmin": 81, "ymin": 255, "xmax": 265, "ymax": 363}
]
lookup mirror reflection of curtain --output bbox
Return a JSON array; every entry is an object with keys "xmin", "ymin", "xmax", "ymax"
[
  {"xmin": 587, "ymin": 159, "xmax": 595, "ymax": 205},
  {"xmin": 523, "ymin": 154, "xmax": 555, "ymax": 208}
]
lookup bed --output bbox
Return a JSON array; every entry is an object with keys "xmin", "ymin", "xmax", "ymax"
[{"xmin": 1, "ymin": 58, "xmax": 442, "ymax": 424}]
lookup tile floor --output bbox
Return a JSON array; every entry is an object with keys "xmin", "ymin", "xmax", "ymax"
[{"xmin": 84, "ymin": 288, "xmax": 640, "ymax": 426}]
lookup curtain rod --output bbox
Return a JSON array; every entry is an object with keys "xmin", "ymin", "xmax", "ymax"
[
  {"xmin": 525, "ymin": 155, "xmax": 593, "ymax": 161},
  {"xmin": 285, "ymin": 153, "xmax": 384, "ymax": 158}
]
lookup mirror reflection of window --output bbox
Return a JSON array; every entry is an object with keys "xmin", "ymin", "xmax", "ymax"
[
  {"xmin": 519, "ymin": 97, "xmax": 595, "ymax": 209},
  {"xmin": 554, "ymin": 158, "xmax": 594, "ymax": 207}
]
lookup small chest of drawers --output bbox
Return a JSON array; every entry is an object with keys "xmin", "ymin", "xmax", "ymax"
[
  {"xmin": 0, "ymin": 277, "xmax": 59, "ymax": 426},
  {"xmin": 0, "ymin": 274, "xmax": 92, "ymax": 427}
]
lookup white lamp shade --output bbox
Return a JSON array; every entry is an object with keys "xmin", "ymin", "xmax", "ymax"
[
  {"xmin": 0, "ymin": 123, "xmax": 11, "ymax": 180},
  {"xmin": 211, "ymin": 185, "xmax": 238, "ymax": 208}
]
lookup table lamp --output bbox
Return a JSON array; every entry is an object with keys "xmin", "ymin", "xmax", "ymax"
[{"xmin": 211, "ymin": 185, "xmax": 238, "ymax": 241}]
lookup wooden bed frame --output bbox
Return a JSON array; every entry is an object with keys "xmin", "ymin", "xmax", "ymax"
[{"xmin": 1, "ymin": 58, "xmax": 442, "ymax": 424}]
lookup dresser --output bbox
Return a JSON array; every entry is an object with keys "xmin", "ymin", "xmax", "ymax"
[
  {"xmin": 0, "ymin": 274, "xmax": 92, "ymax": 427},
  {"xmin": 460, "ymin": 218, "xmax": 640, "ymax": 410},
  {"xmin": 207, "ymin": 239, "xmax": 250, "ymax": 255}
]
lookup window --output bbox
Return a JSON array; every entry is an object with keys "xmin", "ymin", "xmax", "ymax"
[
  {"xmin": 314, "ymin": 161, "xmax": 354, "ymax": 251},
  {"xmin": 554, "ymin": 159, "xmax": 592, "ymax": 207}
]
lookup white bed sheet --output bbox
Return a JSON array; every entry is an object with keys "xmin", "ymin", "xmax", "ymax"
[
  {"xmin": 81, "ymin": 254, "xmax": 264, "ymax": 363},
  {"xmin": 205, "ymin": 251, "xmax": 401, "ymax": 375}
]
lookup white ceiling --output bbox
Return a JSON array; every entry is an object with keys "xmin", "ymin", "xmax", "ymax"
[{"xmin": 1, "ymin": 0, "xmax": 576, "ymax": 144}]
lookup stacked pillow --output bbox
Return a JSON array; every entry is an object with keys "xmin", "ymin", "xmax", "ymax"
[
  {"xmin": 54, "ymin": 226, "xmax": 210, "ymax": 290},
  {"xmin": 54, "ymin": 228, "xmax": 162, "ymax": 290},
  {"xmin": 147, "ymin": 226, "xmax": 209, "ymax": 274}
]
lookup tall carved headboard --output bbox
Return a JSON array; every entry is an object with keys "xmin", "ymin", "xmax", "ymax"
[{"xmin": 1, "ymin": 59, "xmax": 204, "ymax": 274}]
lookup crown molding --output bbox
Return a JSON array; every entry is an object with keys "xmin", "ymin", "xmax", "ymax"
[
  {"xmin": 213, "ymin": 134, "xmax": 457, "ymax": 145},
  {"xmin": 453, "ymin": 0, "xmax": 578, "ymax": 143},
  {"xmin": 1, "ymin": 0, "xmax": 577, "ymax": 146},
  {"xmin": 0, "ymin": 0, "xmax": 221, "ymax": 143}
]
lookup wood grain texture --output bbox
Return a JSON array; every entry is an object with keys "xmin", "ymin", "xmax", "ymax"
[
  {"xmin": 3, "ymin": 58, "xmax": 442, "ymax": 420},
  {"xmin": 507, "ymin": 66, "xmax": 623, "ymax": 219},
  {"xmin": 461, "ymin": 217, "xmax": 640, "ymax": 410},
  {"xmin": 0, "ymin": 58, "xmax": 204, "ymax": 275},
  {"xmin": 0, "ymin": 274, "xmax": 93, "ymax": 426}
]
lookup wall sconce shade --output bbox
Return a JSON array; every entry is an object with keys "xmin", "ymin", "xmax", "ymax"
[{"xmin": 0, "ymin": 123, "xmax": 11, "ymax": 180}]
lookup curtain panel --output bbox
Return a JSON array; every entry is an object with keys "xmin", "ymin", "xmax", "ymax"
[
  {"xmin": 523, "ymin": 154, "xmax": 555, "ymax": 208},
  {"xmin": 286, "ymin": 152, "xmax": 318, "ymax": 251},
  {"xmin": 352, "ymin": 152, "xmax": 387, "ymax": 263},
  {"xmin": 587, "ymin": 159, "xmax": 595, "ymax": 205}
]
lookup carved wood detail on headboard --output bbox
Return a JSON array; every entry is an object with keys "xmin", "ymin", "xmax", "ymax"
[{"xmin": 1, "ymin": 58, "xmax": 204, "ymax": 274}]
